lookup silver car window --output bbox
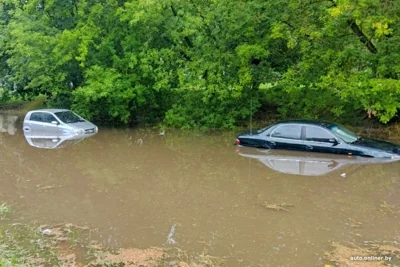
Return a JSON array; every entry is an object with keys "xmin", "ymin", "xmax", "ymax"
[{"xmin": 42, "ymin": 113, "xmax": 57, "ymax": 123}]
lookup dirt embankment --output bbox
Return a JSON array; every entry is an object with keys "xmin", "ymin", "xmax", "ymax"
[
  {"xmin": 325, "ymin": 242, "xmax": 400, "ymax": 267},
  {"xmin": 0, "ymin": 96, "xmax": 46, "ymax": 115},
  {"xmin": 0, "ymin": 223, "xmax": 226, "ymax": 267}
]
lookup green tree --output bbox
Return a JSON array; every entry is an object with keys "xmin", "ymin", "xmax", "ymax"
[
  {"xmin": 262, "ymin": 0, "xmax": 400, "ymax": 123},
  {"xmin": 1, "ymin": 0, "xmax": 399, "ymax": 127}
]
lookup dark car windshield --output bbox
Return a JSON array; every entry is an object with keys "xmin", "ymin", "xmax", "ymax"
[
  {"xmin": 328, "ymin": 125, "xmax": 358, "ymax": 143},
  {"xmin": 55, "ymin": 111, "xmax": 84, "ymax": 124}
]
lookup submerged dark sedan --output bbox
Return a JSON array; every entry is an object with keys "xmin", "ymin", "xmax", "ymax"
[{"xmin": 236, "ymin": 120, "xmax": 400, "ymax": 159}]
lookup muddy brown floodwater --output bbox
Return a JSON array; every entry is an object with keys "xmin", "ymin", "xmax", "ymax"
[{"xmin": 1, "ymin": 114, "xmax": 400, "ymax": 266}]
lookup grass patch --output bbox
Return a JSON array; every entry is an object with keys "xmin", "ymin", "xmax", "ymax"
[
  {"xmin": 0, "ymin": 223, "xmax": 93, "ymax": 266},
  {"xmin": 0, "ymin": 203, "xmax": 11, "ymax": 219},
  {"xmin": 0, "ymin": 257, "xmax": 24, "ymax": 267}
]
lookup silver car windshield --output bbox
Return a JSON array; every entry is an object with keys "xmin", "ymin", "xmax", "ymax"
[
  {"xmin": 328, "ymin": 125, "xmax": 358, "ymax": 143},
  {"xmin": 55, "ymin": 111, "xmax": 84, "ymax": 124}
]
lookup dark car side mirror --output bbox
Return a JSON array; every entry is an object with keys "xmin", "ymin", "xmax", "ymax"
[{"xmin": 329, "ymin": 138, "xmax": 338, "ymax": 145}]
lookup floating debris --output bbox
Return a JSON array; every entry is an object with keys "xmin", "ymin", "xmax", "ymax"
[
  {"xmin": 346, "ymin": 218, "xmax": 363, "ymax": 228},
  {"xmin": 379, "ymin": 201, "xmax": 397, "ymax": 214},
  {"xmin": 262, "ymin": 202, "xmax": 294, "ymax": 212},
  {"xmin": 340, "ymin": 173, "xmax": 347, "ymax": 178},
  {"xmin": 38, "ymin": 225, "xmax": 70, "ymax": 242},
  {"xmin": 36, "ymin": 184, "xmax": 66, "ymax": 192},
  {"xmin": 136, "ymin": 138, "xmax": 143, "ymax": 146},
  {"xmin": 42, "ymin": 228, "xmax": 52, "ymax": 235},
  {"xmin": 167, "ymin": 224, "xmax": 177, "ymax": 245}
]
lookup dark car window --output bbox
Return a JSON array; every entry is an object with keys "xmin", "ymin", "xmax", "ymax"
[
  {"xmin": 328, "ymin": 125, "xmax": 358, "ymax": 143},
  {"xmin": 271, "ymin": 124, "xmax": 302, "ymax": 140},
  {"xmin": 30, "ymin": 112, "xmax": 43, "ymax": 122},
  {"xmin": 305, "ymin": 126, "xmax": 335, "ymax": 142},
  {"xmin": 42, "ymin": 113, "xmax": 57, "ymax": 123}
]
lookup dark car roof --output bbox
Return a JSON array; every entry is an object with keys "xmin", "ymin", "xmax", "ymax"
[{"xmin": 274, "ymin": 119, "xmax": 337, "ymax": 129}]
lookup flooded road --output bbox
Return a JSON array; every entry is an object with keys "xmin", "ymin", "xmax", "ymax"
[{"xmin": 1, "ymin": 114, "xmax": 400, "ymax": 266}]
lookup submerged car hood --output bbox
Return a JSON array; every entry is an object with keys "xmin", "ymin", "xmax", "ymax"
[
  {"xmin": 352, "ymin": 138, "xmax": 400, "ymax": 154},
  {"xmin": 66, "ymin": 121, "xmax": 96, "ymax": 130}
]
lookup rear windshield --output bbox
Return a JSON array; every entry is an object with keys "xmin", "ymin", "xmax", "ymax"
[
  {"xmin": 54, "ymin": 111, "xmax": 83, "ymax": 124},
  {"xmin": 256, "ymin": 125, "xmax": 273, "ymax": 134}
]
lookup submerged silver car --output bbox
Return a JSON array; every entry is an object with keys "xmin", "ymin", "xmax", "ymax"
[
  {"xmin": 24, "ymin": 134, "xmax": 88, "ymax": 149},
  {"xmin": 23, "ymin": 109, "xmax": 98, "ymax": 138}
]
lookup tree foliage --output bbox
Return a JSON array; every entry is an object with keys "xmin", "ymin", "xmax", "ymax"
[{"xmin": 0, "ymin": 0, "xmax": 399, "ymax": 127}]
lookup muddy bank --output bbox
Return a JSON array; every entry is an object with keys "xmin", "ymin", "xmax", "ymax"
[
  {"xmin": 1, "ymin": 220, "xmax": 399, "ymax": 266},
  {"xmin": 0, "ymin": 96, "xmax": 46, "ymax": 116},
  {"xmin": 325, "ymin": 242, "xmax": 400, "ymax": 267},
  {"xmin": 0, "ymin": 221, "xmax": 226, "ymax": 267}
]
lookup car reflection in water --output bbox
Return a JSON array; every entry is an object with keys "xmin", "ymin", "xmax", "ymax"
[
  {"xmin": 236, "ymin": 147, "xmax": 398, "ymax": 176},
  {"xmin": 0, "ymin": 114, "xmax": 18, "ymax": 135},
  {"xmin": 24, "ymin": 134, "xmax": 89, "ymax": 149}
]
